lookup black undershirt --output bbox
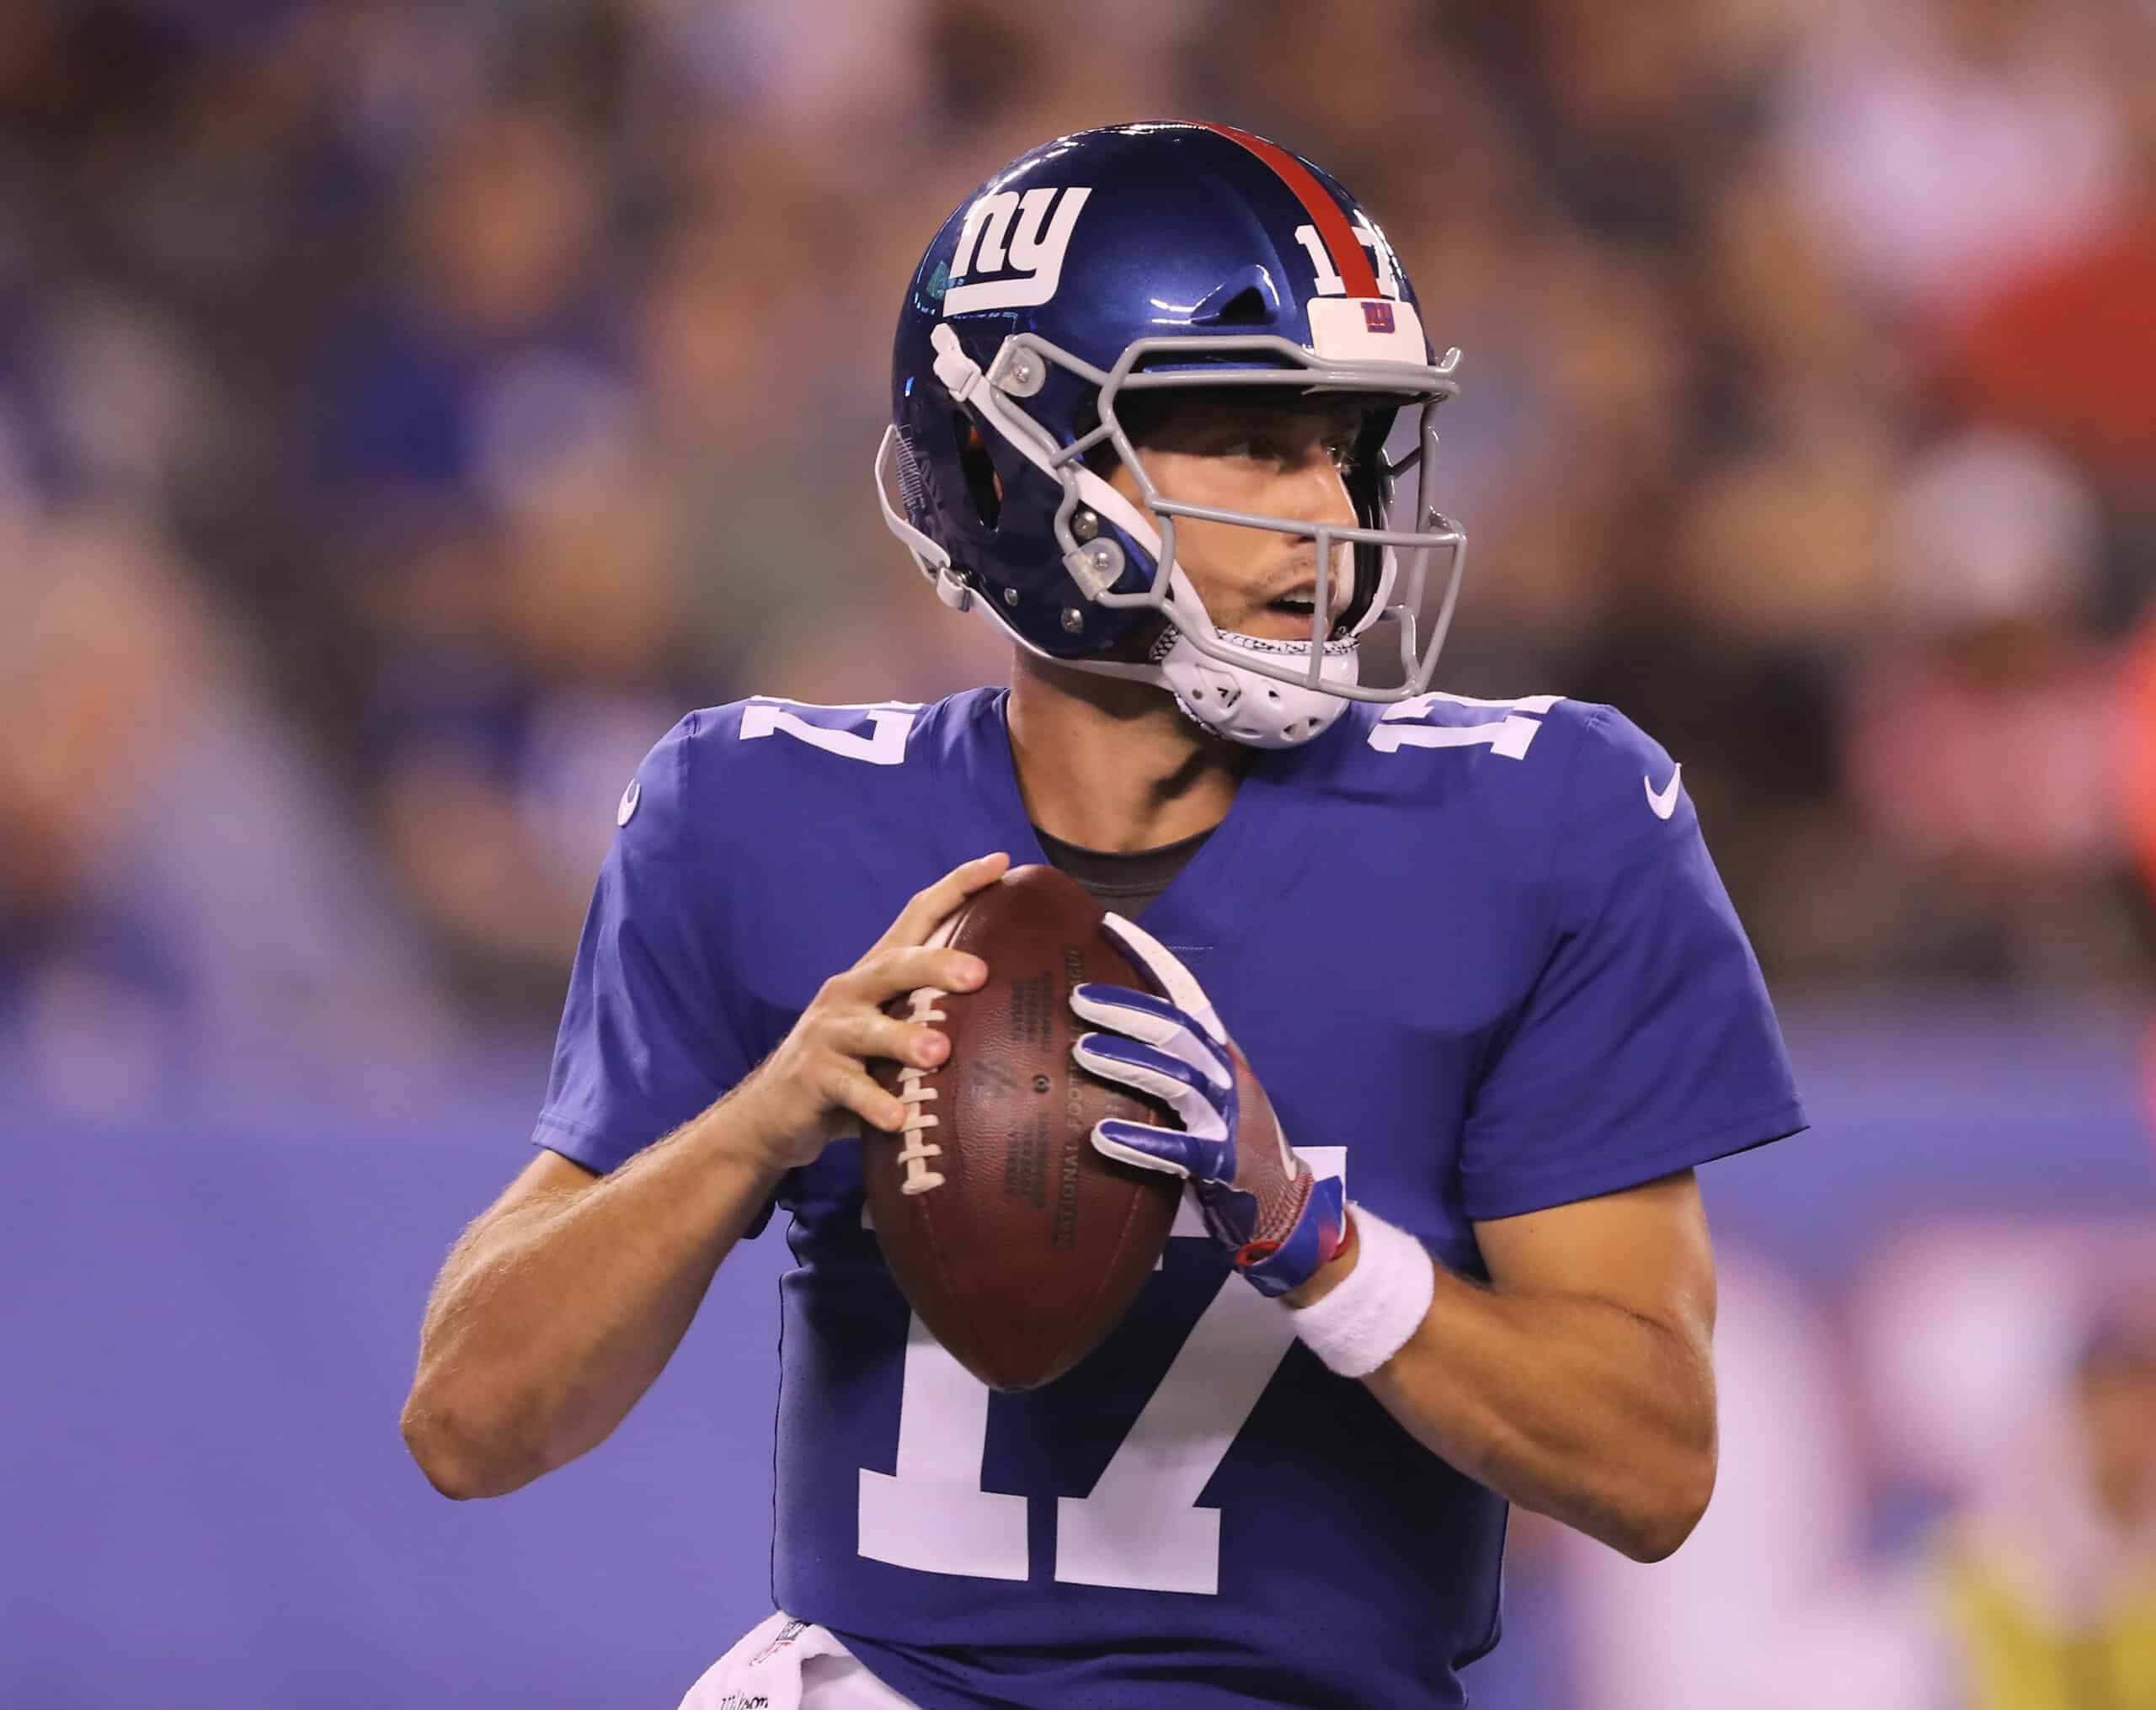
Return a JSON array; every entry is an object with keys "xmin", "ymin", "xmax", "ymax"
[{"xmin": 1031, "ymin": 823, "xmax": 1214, "ymax": 918}]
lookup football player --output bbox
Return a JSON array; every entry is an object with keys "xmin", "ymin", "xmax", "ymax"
[{"xmin": 403, "ymin": 122, "xmax": 1806, "ymax": 1709}]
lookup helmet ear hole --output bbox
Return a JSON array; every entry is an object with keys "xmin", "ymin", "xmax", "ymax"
[
  {"xmin": 953, "ymin": 412, "xmax": 1002, "ymax": 530},
  {"xmin": 1206, "ymin": 285, "xmax": 1269, "ymax": 325}
]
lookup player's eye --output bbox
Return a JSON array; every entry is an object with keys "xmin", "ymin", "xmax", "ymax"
[{"xmin": 1313, "ymin": 428, "xmax": 1362, "ymax": 476}]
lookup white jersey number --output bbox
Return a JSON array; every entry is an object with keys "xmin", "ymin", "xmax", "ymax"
[
  {"xmin": 739, "ymin": 699, "xmax": 921, "ymax": 767},
  {"xmin": 857, "ymin": 1148, "xmax": 1347, "ymax": 1595},
  {"xmin": 1367, "ymin": 690, "xmax": 1562, "ymax": 759}
]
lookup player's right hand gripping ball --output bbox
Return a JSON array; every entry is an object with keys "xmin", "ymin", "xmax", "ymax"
[{"xmin": 1072, "ymin": 917, "xmax": 1347, "ymax": 1297}]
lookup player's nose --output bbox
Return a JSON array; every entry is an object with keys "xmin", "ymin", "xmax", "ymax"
[{"xmin": 1284, "ymin": 445, "xmax": 1358, "ymax": 514}]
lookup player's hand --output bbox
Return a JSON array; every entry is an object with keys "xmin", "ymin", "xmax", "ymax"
[
  {"xmin": 736, "ymin": 852, "xmax": 1009, "ymax": 1171},
  {"xmin": 1070, "ymin": 914, "xmax": 1346, "ymax": 1297}
]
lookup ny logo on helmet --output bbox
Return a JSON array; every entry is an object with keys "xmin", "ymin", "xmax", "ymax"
[{"xmin": 945, "ymin": 186, "xmax": 1093, "ymax": 314}]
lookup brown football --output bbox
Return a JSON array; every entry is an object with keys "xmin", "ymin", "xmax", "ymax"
[{"xmin": 865, "ymin": 864, "xmax": 1179, "ymax": 1392}]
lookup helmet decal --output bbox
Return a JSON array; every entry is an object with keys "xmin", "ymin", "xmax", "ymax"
[
  {"xmin": 946, "ymin": 187, "xmax": 1093, "ymax": 314},
  {"xmin": 1192, "ymin": 121, "xmax": 1380, "ymax": 298}
]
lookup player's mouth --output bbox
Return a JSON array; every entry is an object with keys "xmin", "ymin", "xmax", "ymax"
[{"xmin": 1244, "ymin": 581, "xmax": 1338, "ymax": 641}]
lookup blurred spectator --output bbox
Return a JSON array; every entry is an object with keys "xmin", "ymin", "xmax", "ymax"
[
  {"xmin": 1454, "ymin": 0, "xmax": 1779, "ymax": 246},
  {"xmin": 1778, "ymin": 0, "xmax": 2128, "ymax": 326},
  {"xmin": 1943, "ymin": 38, "xmax": 2156, "ymax": 495},
  {"xmin": 314, "ymin": 0, "xmax": 506, "ymax": 186},
  {"xmin": 318, "ymin": 104, "xmax": 618, "ymax": 506},
  {"xmin": 1932, "ymin": 1289, "xmax": 2156, "ymax": 1707},
  {"xmin": 312, "ymin": 102, "xmax": 672, "ymax": 1007},
  {"xmin": 0, "ymin": 507, "xmax": 447, "ymax": 1110},
  {"xmin": 635, "ymin": 0, "xmax": 928, "ymax": 143},
  {"xmin": 1841, "ymin": 429, "xmax": 2137, "ymax": 983}
]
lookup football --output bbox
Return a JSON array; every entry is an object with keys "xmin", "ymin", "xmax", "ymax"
[{"xmin": 865, "ymin": 865, "xmax": 1180, "ymax": 1392}]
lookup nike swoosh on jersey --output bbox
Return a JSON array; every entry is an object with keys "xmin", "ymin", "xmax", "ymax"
[
  {"xmin": 617, "ymin": 777, "xmax": 642, "ymax": 826},
  {"xmin": 1644, "ymin": 764, "xmax": 1683, "ymax": 820}
]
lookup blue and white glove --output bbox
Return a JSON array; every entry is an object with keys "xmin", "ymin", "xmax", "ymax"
[{"xmin": 1070, "ymin": 914, "xmax": 1348, "ymax": 1297}]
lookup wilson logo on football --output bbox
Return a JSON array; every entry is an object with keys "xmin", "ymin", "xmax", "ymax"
[{"xmin": 945, "ymin": 186, "xmax": 1092, "ymax": 313}]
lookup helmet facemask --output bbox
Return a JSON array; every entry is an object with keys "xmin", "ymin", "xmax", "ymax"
[{"xmin": 878, "ymin": 323, "xmax": 1466, "ymax": 748}]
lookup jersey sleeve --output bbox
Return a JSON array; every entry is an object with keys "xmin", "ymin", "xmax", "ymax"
[
  {"xmin": 532, "ymin": 712, "xmax": 755, "ymax": 1176},
  {"xmin": 1457, "ymin": 705, "xmax": 1806, "ymax": 1222}
]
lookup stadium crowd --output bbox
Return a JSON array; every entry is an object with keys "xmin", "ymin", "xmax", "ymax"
[{"xmin": 3, "ymin": 0, "xmax": 2153, "ymax": 1091}]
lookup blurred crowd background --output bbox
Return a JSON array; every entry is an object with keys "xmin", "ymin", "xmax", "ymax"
[
  {"xmin": 7, "ymin": 0, "xmax": 2156, "ymax": 1077},
  {"xmin": 3, "ymin": 1, "xmax": 2153, "ymax": 1707}
]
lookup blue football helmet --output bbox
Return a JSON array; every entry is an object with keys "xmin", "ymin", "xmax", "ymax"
[{"xmin": 876, "ymin": 120, "xmax": 1467, "ymax": 748}]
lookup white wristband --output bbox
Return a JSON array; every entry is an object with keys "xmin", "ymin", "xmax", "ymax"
[{"xmin": 1288, "ymin": 1203, "xmax": 1435, "ymax": 1379}]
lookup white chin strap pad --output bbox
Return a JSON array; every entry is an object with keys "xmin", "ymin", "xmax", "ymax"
[{"xmin": 1156, "ymin": 629, "xmax": 1361, "ymax": 749}]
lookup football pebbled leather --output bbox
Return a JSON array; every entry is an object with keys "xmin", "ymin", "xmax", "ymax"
[{"xmin": 866, "ymin": 865, "xmax": 1178, "ymax": 1391}]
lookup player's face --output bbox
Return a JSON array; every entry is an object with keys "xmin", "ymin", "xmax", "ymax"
[{"xmin": 1107, "ymin": 396, "xmax": 1364, "ymax": 644}]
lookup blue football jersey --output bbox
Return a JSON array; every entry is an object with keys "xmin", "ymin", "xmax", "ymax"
[{"xmin": 534, "ymin": 687, "xmax": 1805, "ymax": 1709}]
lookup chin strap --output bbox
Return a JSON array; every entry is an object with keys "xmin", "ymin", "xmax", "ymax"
[{"xmin": 1154, "ymin": 627, "xmax": 1361, "ymax": 748}]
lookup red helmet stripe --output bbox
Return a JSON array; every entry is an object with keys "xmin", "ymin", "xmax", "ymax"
[{"xmin": 1195, "ymin": 121, "xmax": 1382, "ymax": 298}]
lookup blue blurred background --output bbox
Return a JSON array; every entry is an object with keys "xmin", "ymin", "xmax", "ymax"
[{"xmin": 3, "ymin": 2, "xmax": 2154, "ymax": 1705}]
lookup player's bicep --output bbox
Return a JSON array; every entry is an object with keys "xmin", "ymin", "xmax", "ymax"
[
  {"xmin": 1471, "ymin": 1169, "xmax": 1716, "ymax": 1356},
  {"xmin": 536, "ymin": 712, "xmax": 753, "ymax": 1174}
]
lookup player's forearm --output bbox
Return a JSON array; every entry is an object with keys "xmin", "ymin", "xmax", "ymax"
[
  {"xmin": 1348, "ymin": 1261, "xmax": 1716, "ymax": 1562},
  {"xmin": 403, "ymin": 1091, "xmax": 787, "ymax": 1500}
]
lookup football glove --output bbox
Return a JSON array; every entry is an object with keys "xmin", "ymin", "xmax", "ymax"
[{"xmin": 1070, "ymin": 913, "xmax": 1347, "ymax": 1297}]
